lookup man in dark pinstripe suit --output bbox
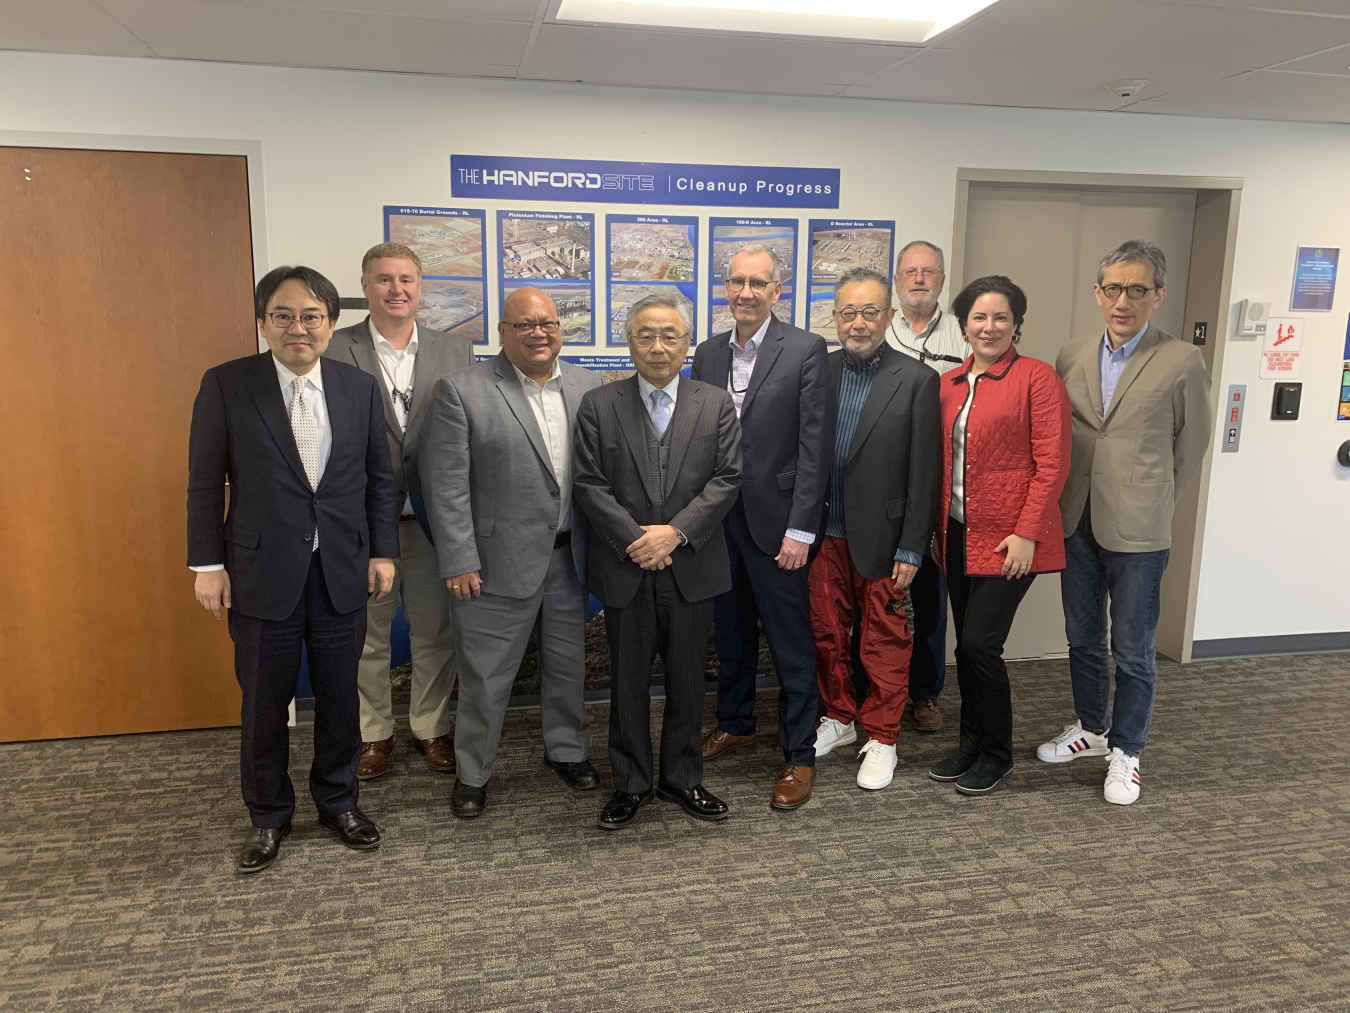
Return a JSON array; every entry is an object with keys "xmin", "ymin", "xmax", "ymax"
[{"xmin": 572, "ymin": 292, "xmax": 743, "ymax": 830}]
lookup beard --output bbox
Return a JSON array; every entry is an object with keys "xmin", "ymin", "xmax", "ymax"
[
  {"xmin": 899, "ymin": 289, "xmax": 939, "ymax": 316},
  {"xmin": 842, "ymin": 333, "xmax": 886, "ymax": 360}
]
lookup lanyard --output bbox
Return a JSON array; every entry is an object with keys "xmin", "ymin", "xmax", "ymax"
[{"xmin": 891, "ymin": 309, "xmax": 964, "ymax": 366}]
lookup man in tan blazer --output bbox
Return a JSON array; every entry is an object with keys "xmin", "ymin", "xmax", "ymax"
[{"xmin": 1037, "ymin": 240, "xmax": 1211, "ymax": 807}]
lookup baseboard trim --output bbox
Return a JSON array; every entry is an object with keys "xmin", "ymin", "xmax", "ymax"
[{"xmin": 1190, "ymin": 631, "xmax": 1350, "ymax": 660}]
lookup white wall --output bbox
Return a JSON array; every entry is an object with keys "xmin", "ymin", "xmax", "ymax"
[{"xmin": 2, "ymin": 51, "xmax": 1346, "ymax": 642}]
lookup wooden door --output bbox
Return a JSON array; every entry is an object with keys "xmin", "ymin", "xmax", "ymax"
[{"xmin": 0, "ymin": 147, "xmax": 256, "ymax": 740}]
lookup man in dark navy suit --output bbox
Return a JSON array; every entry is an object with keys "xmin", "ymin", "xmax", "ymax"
[
  {"xmin": 692, "ymin": 245, "xmax": 833, "ymax": 811},
  {"xmin": 188, "ymin": 265, "xmax": 399, "ymax": 873}
]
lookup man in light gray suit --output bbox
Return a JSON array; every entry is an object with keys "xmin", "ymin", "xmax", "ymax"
[
  {"xmin": 421, "ymin": 286, "xmax": 603, "ymax": 818},
  {"xmin": 325, "ymin": 242, "xmax": 473, "ymax": 780}
]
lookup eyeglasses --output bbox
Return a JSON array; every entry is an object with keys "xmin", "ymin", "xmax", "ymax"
[
  {"xmin": 899, "ymin": 268, "xmax": 942, "ymax": 281},
  {"xmin": 631, "ymin": 330, "xmax": 689, "ymax": 348},
  {"xmin": 504, "ymin": 320, "xmax": 561, "ymax": 334},
  {"xmin": 1099, "ymin": 284, "xmax": 1159, "ymax": 302},
  {"xmin": 835, "ymin": 306, "xmax": 886, "ymax": 322},
  {"xmin": 267, "ymin": 311, "xmax": 328, "ymax": 329},
  {"xmin": 726, "ymin": 276, "xmax": 774, "ymax": 294}
]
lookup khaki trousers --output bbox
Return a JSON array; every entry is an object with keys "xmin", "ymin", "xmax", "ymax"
[{"xmin": 357, "ymin": 518, "xmax": 456, "ymax": 741}]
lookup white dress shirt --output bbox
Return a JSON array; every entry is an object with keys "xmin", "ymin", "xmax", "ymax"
[
  {"xmin": 886, "ymin": 306, "xmax": 968, "ymax": 368},
  {"xmin": 190, "ymin": 355, "xmax": 331, "ymax": 572},
  {"xmin": 727, "ymin": 315, "xmax": 813, "ymax": 546},
  {"xmin": 514, "ymin": 359, "xmax": 572, "ymax": 532},
  {"xmin": 949, "ymin": 372, "xmax": 977, "ymax": 524},
  {"xmin": 369, "ymin": 320, "xmax": 418, "ymax": 516}
]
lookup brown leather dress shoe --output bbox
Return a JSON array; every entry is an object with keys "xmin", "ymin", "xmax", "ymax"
[
  {"xmin": 357, "ymin": 738, "xmax": 393, "ymax": 780},
  {"xmin": 414, "ymin": 735, "xmax": 456, "ymax": 773},
  {"xmin": 702, "ymin": 728, "xmax": 757, "ymax": 760},
  {"xmin": 912, "ymin": 699, "xmax": 943, "ymax": 733},
  {"xmin": 770, "ymin": 765, "xmax": 815, "ymax": 811}
]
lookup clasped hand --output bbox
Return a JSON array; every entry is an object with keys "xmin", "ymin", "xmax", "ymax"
[{"xmin": 626, "ymin": 525, "xmax": 680, "ymax": 570}]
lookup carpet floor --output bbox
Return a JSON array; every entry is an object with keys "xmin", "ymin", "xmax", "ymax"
[{"xmin": 1, "ymin": 653, "xmax": 1347, "ymax": 1012}]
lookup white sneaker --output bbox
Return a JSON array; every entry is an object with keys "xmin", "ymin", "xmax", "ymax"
[
  {"xmin": 814, "ymin": 716, "xmax": 858, "ymax": 757},
  {"xmin": 1103, "ymin": 748, "xmax": 1141, "ymax": 805},
  {"xmin": 1036, "ymin": 721, "xmax": 1110, "ymax": 763},
  {"xmin": 856, "ymin": 739, "xmax": 898, "ymax": 790}
]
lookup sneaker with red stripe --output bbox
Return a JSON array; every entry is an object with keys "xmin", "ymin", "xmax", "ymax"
[
  {"xmin": 1036, "ymin": 721, "xmax": 1109, "ymax": 763},
  {"xmin": 1103, "ymin": 748, "xmax": 1141, "ymax": 805}
]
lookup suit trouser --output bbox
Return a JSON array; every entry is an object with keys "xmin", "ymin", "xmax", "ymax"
[
  {"xmin": 714, "ymin": 497, "xmax": 819, "ymax": 766},
  {"xmin": 809, "ymin": 536, "xmax": 913, "ymax": 746},
  {"xmin": 228, "ymin": 550, "xmax": 365, "ymax": 829},
  {"xmin": 450, "ymin": 543, "xmax": 589, "ymax": 787},
  {"xmin": 606, "ymin": 568, "xmax": 714, "ymax": 794},
  {"xmin": 357, "ymin": 517, "xmax": 456, "ymax": 741}
]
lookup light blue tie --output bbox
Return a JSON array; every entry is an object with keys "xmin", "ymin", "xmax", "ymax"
[{"xmin": 649, "ymin": 388, "xmax": 672, "ymax": 436}]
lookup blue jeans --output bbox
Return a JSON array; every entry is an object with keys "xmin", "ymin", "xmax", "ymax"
[{"xmin": 1061, "ymin": 506, "xmax": 1170, "ymax": 758}]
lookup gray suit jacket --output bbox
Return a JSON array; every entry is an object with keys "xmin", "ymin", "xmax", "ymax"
[
  {"xmin": 421, "ymin": 352, "xmax": 601, "ymax": 599},
  {"xmin": 1056, "ymin": 324, "xmax": 1212, "ymax": 552},
  {"xmin": 324, "ymin": 317, "xmax": 473, "ymax": 541},
  {"xmin": 573, "ymin": 376, "xmax": 742, "ymax": 610}
]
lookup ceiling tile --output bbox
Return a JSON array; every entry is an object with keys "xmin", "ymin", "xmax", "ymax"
[
  {"xmin": 1131, "ymin": 66, "xmax": 1350, "ymax": 121},
  {"xmin": 0, "ymin": 0, "xmax": 156, "ymax": 57},
  {"xmin": 938, "ymin": 0, "xmax": 1350, "ymax": 70},
  {"xmin": 1268, "ymin": 42, "xmax": 1350, "ymax": 75},
  {"xmin": 843, "ymin": 46, "xmax": 1248, "ymax": 111},
  {"xmin": 96, "ymin": 0, "xmax": 532, "ymax": 74},
  {"xmin": 522, "ymin": 23, "xmax": 916, "ymax": 93},
  {"xmin": 201, "ymin": 0, "xmax": 542, "ymax": 21},
  {"xmin": 1148, "ymin": 0, "xmax": 1350, "ymax": 14}
]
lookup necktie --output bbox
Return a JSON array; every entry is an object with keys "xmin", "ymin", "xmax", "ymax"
[
  {"xmin": 291, "ymin": 376, "xmax": 321, "ymax": 550},
  {"xmin": 649, "ymin": 388, "xmax": 672, "ymax": 437}
]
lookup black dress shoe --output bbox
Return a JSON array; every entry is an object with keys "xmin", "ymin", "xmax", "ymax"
[
  {"xmin": 929, "ymin": 750, "xmax": 980, "ymax": 782},
  {"xmin": 598, "ymin": 789, "xmax": 653, "ymax": 831},
  {"xmin": 317, "ymin": 808, "xmax": 381, "ymax": 849},
  {"xmin": 655, "ymin": 782, "xmax": 729, "ymax": 822},
  {"xmin": 954, "ymin": 759, "xmax": 1014, "ymax": 796},
  {"xmin": 544, "ymin": 757, "xmax": 602, "ymax": 790},
  {"xmin": 238, "ymin": 824, "xmax": 290, "ymax": 873},
  {"xmin": 451, "ymin": 779, "xmax": 487, "ymax": 819}
]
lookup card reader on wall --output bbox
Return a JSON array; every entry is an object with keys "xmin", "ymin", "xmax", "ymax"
[{"xmin": 1271, "ymin": 382, "xmax": 1302, "ymax": 420}]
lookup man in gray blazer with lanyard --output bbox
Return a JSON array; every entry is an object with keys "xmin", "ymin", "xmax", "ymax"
[
  {"xmin": 325, "ymin": 243, "xmax": 473, "ymax": 781},
  {"xmin": 692, "ymin": 245, "xmax": 833, "ymax": 811},
  {"xmin": 1037, "ymin": 240, "xmax": 1211, "ymax": 807},
  {"xmin": 421, "ymin": 286, "xmax": 603, "ymax": 818}
]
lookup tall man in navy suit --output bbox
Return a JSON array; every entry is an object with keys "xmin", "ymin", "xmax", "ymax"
[
  {"xmin": 692, "ymin": 246, "xmax": 833, "ymax": 810},
  {"xmin": 188, "ymin": 266, "xmax": 399, "ymax": 873}
]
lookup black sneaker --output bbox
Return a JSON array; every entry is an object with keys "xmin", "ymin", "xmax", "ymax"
[
  {"xmin": 929, "ymin": 750, "xmax": 979, "ymax": 782},
  {"xmin": 954, "ymin": 759, "xmax": 1013, "ymax": 796}
]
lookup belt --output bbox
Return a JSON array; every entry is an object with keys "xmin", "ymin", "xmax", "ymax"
[{"xmin": 553, "ymin": 529, "xmax": 571, "ymax": 549}]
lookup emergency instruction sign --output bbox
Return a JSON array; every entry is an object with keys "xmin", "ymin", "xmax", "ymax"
[{"xmin": 1260, "ymin": 317, "xmax": 1303, "ymax": 379}]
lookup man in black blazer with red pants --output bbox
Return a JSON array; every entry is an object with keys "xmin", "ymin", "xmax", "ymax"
[
  {"xmin": 188, "ymin": 265, "xmax": 399, "ymax": 873},
  {"xmin": 692, "ymin": 245, "xmax": 833, "ymax": 811}
]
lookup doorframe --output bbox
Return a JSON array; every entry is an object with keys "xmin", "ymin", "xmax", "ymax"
[
  {"xmin": 950, "ymin": 167, "xmax": 1243, "ymax": 663},
  {"xmin": 0, "ymin": 130, "xmax": 268, "ymax": 284}
]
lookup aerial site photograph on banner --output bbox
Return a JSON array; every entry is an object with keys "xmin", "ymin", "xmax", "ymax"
[
  {"xmin": 807, "ymin": 219, "xmax": 895, "ymax": 343},
  {"xmin": 384, "ymin": 205, "xmax": 489, "ymax": 345},
  {"xmin": 606, "ymin": 213, "xmax": 699, "ymax": 349},
  {"xmin": 709, "ymin": 217, "xmax": 799, "ymax": 334},
  {"xmin": 498, "ymin": 209, "xmax": 595, "ymax": 346}
]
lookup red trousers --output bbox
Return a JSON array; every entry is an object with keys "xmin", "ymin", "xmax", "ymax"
[{"xmin": 808, "ymin": 536, "xmax": 913, "ymax": 745}]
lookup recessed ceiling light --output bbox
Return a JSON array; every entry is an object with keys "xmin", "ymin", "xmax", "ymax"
[{"xmin": 555, "ymin": 0, "xmax": 1000, "ymax": 44}]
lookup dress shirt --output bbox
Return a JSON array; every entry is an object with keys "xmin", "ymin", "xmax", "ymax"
[
  {"xmin": 727, "ymin": 314, "xmax": 771, "ymax": 418},
  {"xmin": 728, "ymin": 315, "xmax": 813, "ymax": 547},
  {"xmin": 1099, "ymin": 325, "xmax": 1148, "ymax": 413},
  {"xmin": 948, "ymin": 373, "xmax": 977, "ymax": 524},
  {"xmin": 369, "ymin": 320, "xmax": 418, "ymax": 516},
  {"xmin": 190, "ymin": 355, "xmax": 331, "ymax": 572},
  {"xmin": 886, "ymin": 307, "xmax": 967, "ymax": 369},
  {"xmin": 514, "ymin": 359, "xmax": 572, "ymax": 532},
  {"xmin": 635, "ymin": 372, "xmax": 689, "ymax": 547},
  {"xmin": 825, "ymin": 350, "xmax": 922, "ymax": 567}
]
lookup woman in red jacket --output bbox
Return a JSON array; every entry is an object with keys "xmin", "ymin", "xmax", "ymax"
[{"xmin": 930, "ymin": 275, "xmax": 1071, "ymax": 796}]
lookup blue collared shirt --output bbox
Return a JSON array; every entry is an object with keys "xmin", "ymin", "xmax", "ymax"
[{"xmin": 1100, "ymin": 325, "xmax": 1148, "ymax": 413}]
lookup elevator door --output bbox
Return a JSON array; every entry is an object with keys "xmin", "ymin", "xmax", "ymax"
[{"xmin": 955, "ymin": 186, "xmax": 1196, "ymax": 660}]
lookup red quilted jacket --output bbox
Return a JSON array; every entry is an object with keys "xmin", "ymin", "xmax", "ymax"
[{"xmin": 936, "ymin": 346, "xmax": 1072, "ymax": 577}]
